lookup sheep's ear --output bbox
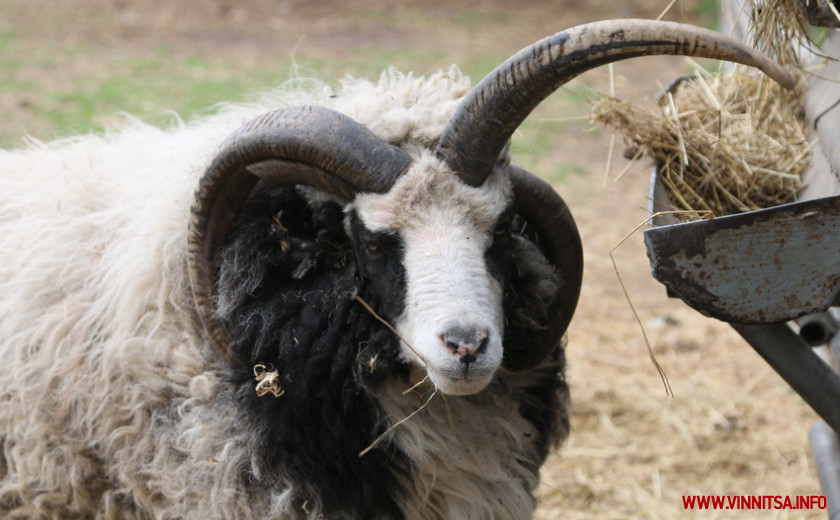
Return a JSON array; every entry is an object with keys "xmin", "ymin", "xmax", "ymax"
[{"xmin": 502, "ymin": 165, "xmax": 582, "ymax": 371}]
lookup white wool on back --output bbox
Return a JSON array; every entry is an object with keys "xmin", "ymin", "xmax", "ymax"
[{"xmin": 0, "ymin": 68, "xmax": 498, "ymax": 520}]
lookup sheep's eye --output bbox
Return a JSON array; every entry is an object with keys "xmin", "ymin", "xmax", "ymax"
[
  {"xmin": 361, "ymin": 232, "xmax": 395, "ymax": 259},
  {"xmin": 493, "ymin": 211, "xmax": 514, "ymax": 236}
]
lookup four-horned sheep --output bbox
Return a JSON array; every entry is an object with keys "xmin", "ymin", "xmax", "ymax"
[{"xmin": 0, "ymin": 19, "xmax": 792, "ymax": 520}]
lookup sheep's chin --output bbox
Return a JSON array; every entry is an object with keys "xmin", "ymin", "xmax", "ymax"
[{"xmin": 425, "ymin": 369, "xmax": 494, "ymax": 396}]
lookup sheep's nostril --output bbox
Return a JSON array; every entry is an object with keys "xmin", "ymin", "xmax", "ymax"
[{"xmin": 476, "ymin": 335, "xmax": 488, "ymax": 354}]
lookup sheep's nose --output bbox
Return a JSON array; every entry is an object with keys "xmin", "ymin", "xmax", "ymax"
[{"xmin": 441, "ymin": 325, "xmax": 490, "ymax": 365}]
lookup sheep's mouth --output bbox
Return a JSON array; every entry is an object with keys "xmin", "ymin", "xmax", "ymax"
[{"xmin": 427, "ymin": 364, "xmax": 496, "ymax": 396}]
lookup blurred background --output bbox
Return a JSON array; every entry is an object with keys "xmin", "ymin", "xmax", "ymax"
[{"xmin": 0, "ymin": 1, "xmax": 821, "ymax": 518}]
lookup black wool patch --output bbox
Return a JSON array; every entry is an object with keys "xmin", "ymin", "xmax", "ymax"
[
  {"xmin": 514, "ymin": 347, "xmax": 570, "ymax": 462},
  {"xmin": 346, "ymin": 210, "xmax": 408, "ymax": 319},
  {"xmin": 215, "ymin": 184, "xmax": 411, "ymax": 519}
]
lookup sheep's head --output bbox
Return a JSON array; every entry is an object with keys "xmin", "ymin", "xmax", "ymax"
[
  {"xmin": 348, "ymin": 154, "xmax": 516, "ymax": 394},
  {"xmin": 187, "ymin": 19, "xmax": 793, "ymax": 395}
]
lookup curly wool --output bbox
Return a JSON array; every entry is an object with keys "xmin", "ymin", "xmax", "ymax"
[{"xmin": 217, "ymin": 184, "xmax": 410, "ymax": 518}]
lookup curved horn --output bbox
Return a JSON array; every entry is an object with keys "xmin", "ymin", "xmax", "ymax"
[
  {"xmin": 503, "ymin": 165, "xmax": 583, "ymax": 370},
  {"xmin": 187, "ymin": 105, "xmax": 413, "ymax": 364},
  {"xmin": 437, "ymin": 19, "xmax": 797, "ymax": 187}
]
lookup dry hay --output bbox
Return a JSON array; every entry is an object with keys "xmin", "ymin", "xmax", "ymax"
[
  {"xmin": 748, "ymin": 0, "xmax": 813, "ymax": 66},
  {"xmin": 591, "ymin": 0, "xmax": 813, "ymax": 221},
  {"xmin": 592, "ymin": 70, "xmax": 809, "ymax": 220}
]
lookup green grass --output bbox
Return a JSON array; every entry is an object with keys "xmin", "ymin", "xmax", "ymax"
[
  {"xmin": 36, "ymin": 54, "xmax": 280, "ymax": 136},
  {"xmin": 300, "ymin": 47, "xmax": 450, "ymax": 80},
  {"xmin": 0, "ymin": 31, "xmax": 26, "ymax": 89},
  {"xmin": 0, "ymin": 36, "xmax": 513, "ymax": 147},
  {"xmin": 2, "ymin": 45, "xmax": 289, "ymax": 145},
  {"xmin": 697, "ymin": 0, "xmax": 720, "ymax": 29},
  {"xmin": 509, "ymin": 82, "xmax": 598, "ymax": 182},
  {"xmin": 0, "ymin": 26, "xmax": 586, "ymax": 185}
]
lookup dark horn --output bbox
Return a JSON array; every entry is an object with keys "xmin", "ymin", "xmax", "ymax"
[
  {"xmin": 187, "ymin": 105, "xmax": 413, "ymax": 364},
  {"xmin": 437, "ymin": 19, "xmax": 796, "ymax": 187},
  {"xmin": 503, "ymin": 165, "xmax": 583, "ymax": 370}
]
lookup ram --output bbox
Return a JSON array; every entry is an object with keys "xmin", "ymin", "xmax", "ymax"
[{"xmin": 0, "ymin": 20, "xmax": 791, "ymax": 520}]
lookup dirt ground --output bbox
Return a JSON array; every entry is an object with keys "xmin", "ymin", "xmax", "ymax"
[{"xmin": 0, "ymin": 0, "xmax": 824, "ymax": 518}]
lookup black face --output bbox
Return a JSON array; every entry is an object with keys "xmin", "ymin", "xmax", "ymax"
[{"xmin": 347, "ymin": 210, "xmax": 407, "ymax": 320}]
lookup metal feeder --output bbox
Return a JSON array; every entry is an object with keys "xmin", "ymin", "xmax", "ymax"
[{"xmin": 643, "ymin": 26, "xmax": 840, "ymax": 506}]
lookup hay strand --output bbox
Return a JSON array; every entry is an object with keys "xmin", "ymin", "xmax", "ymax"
[{"xmin": 254, "ymin": 363, "xmax": 285, "ymax": 398}]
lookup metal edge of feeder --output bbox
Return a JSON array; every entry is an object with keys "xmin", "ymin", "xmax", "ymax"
[{"xmin": 644, "ymin": 173, "xmax": 840, "ymax": 324}]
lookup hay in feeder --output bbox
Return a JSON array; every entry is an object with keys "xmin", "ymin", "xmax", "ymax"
[
  {"xmin": 592, "ymin": 68, "xmax": 809, "ymax": 220},
  {"xmin": 592, "ymin": 0, "xmax": 813, "ymax": 221},
  {"xmin": 746, "ymin": 0, "xmax": 813, "ymax": 66}
]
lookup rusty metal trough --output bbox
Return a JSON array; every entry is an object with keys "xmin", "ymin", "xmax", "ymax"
[
  {"xmin": 645, "ymin": 171, "xmax": 840, "ymax": 431},
  {"xmin": 646, "ymin": 190, "xmax": 840, "ymax": 325}
]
